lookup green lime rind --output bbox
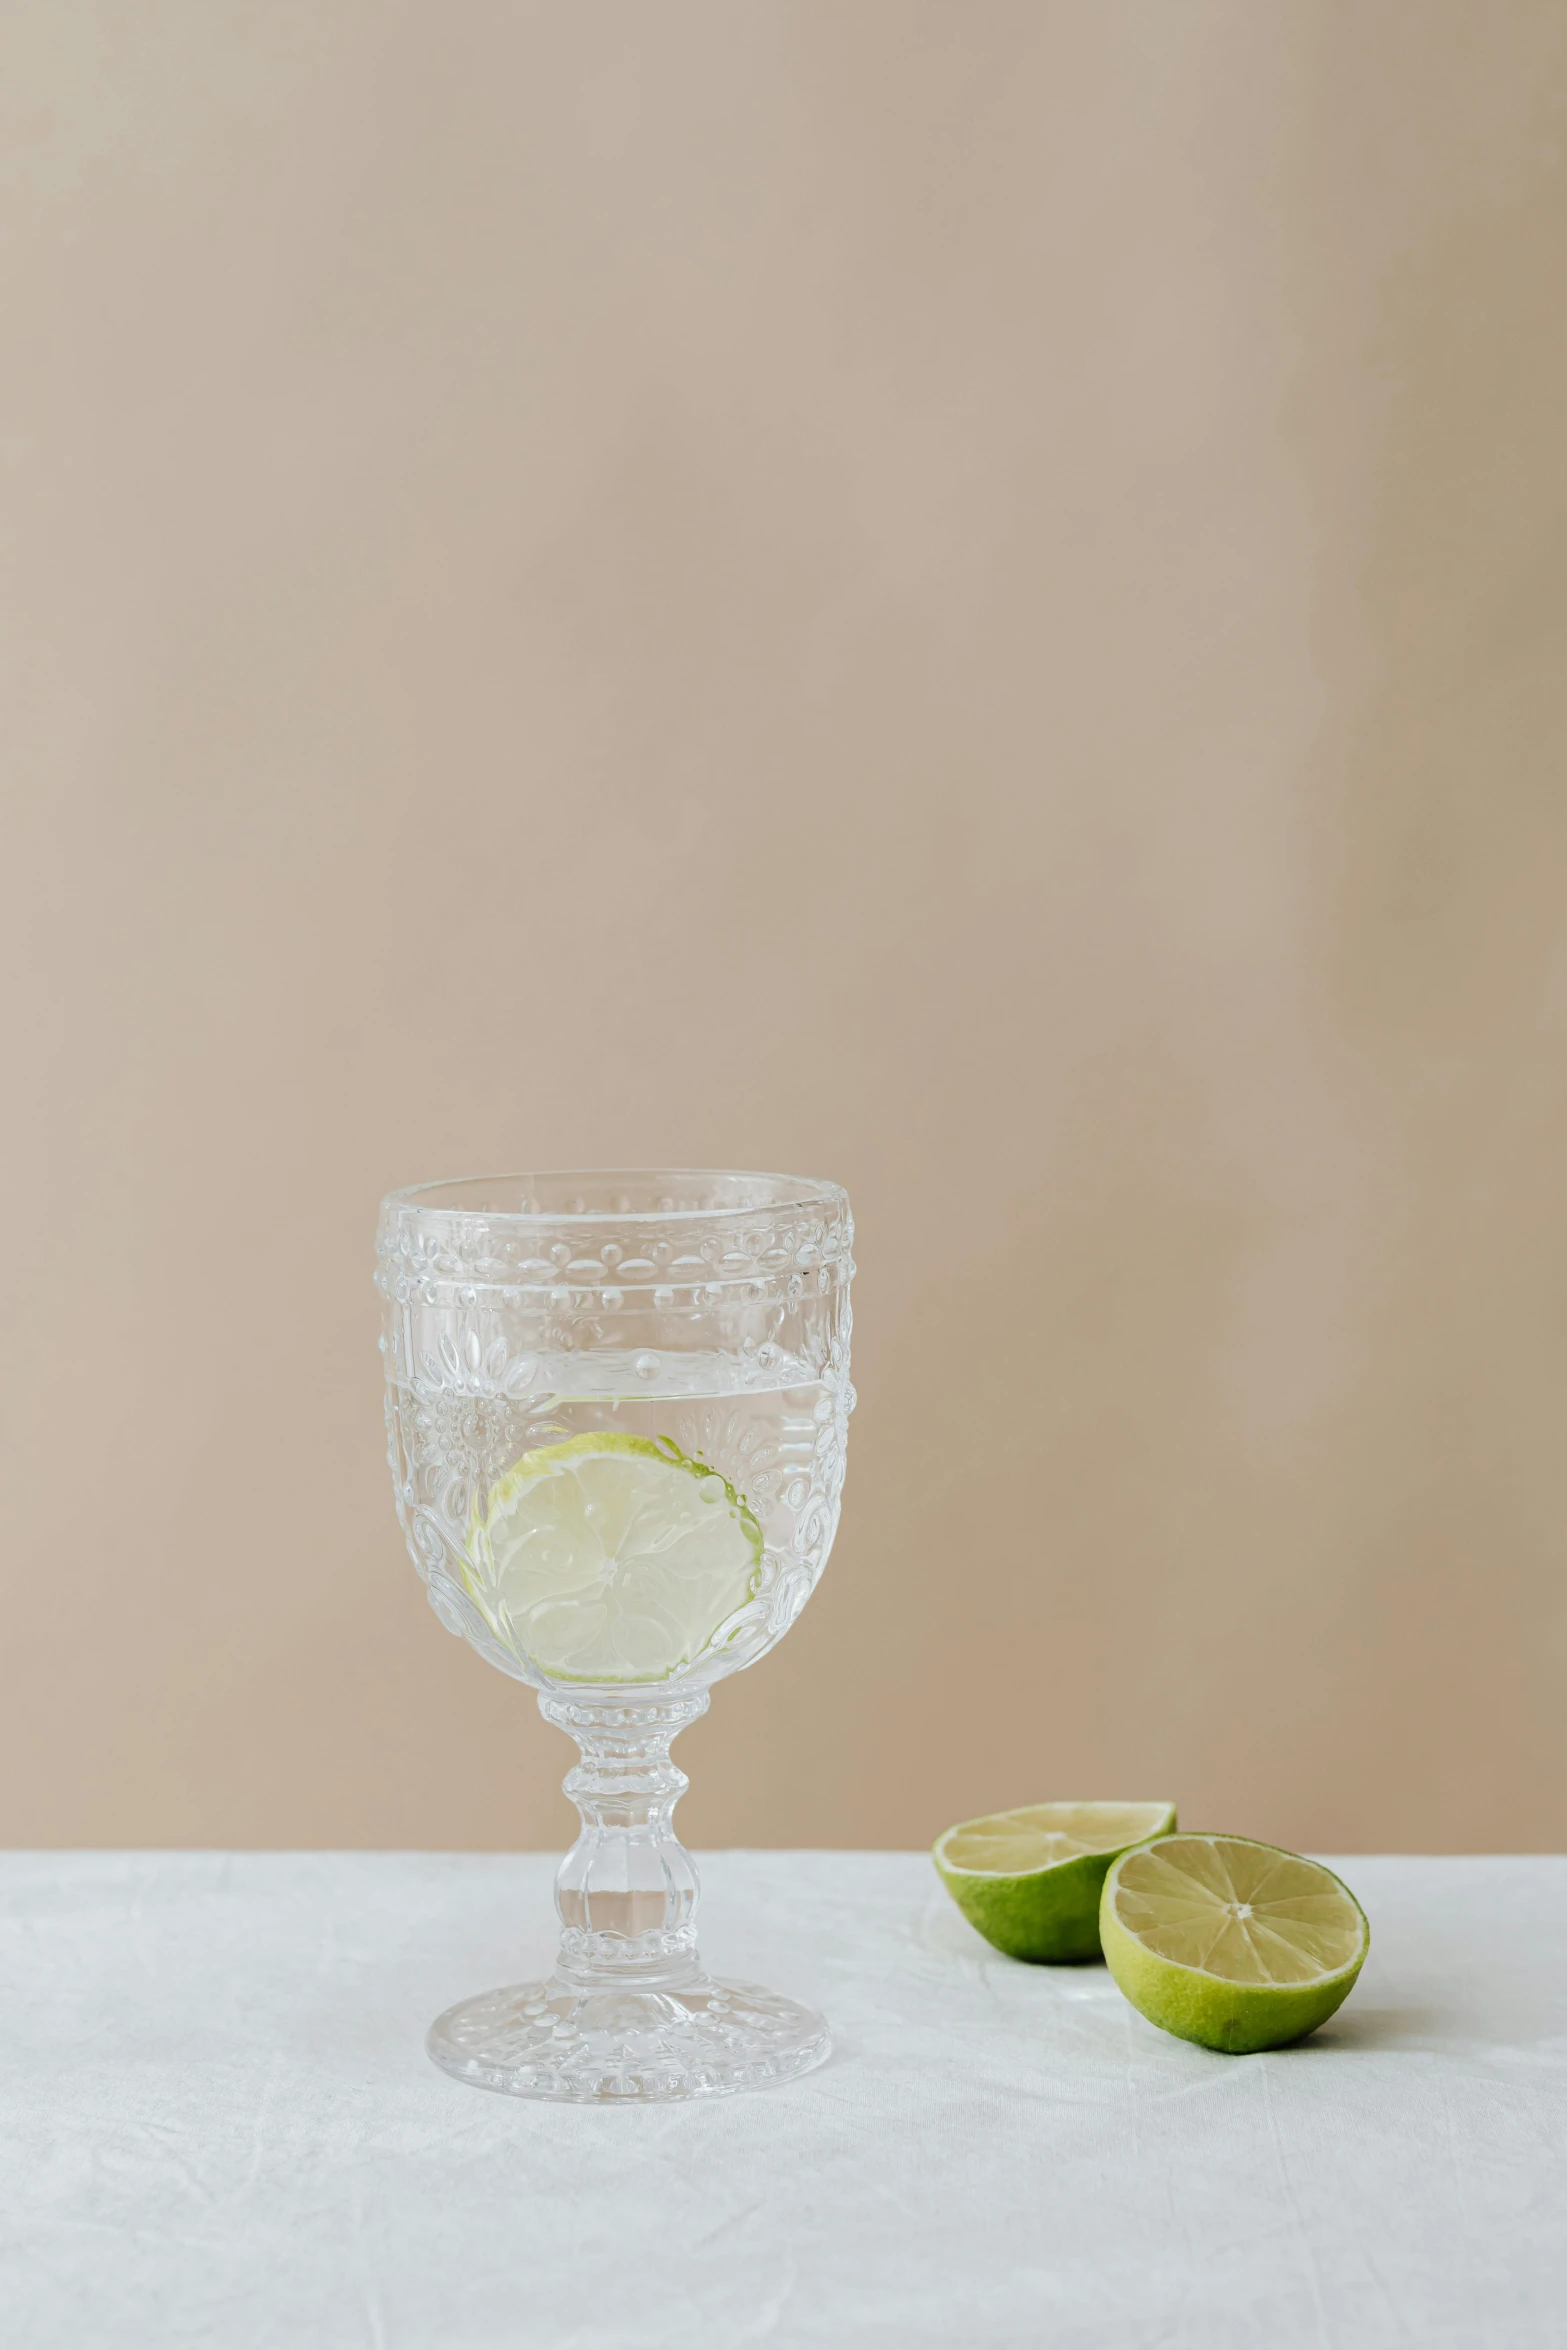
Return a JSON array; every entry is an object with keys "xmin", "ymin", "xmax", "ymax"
[
  {"xmin": 934, "ymin": 1801, "xmax": 1178, "ymax": 1963},
  {"xmin": 478, "ymin": 1429, "xmax": 739, "ymax": 1505},
  {"xmin": 463, "ymin": 1431, "xmax": 764, "ymax": 1684},
  {"xmin": 1100, "ymin": 1834, "xmax": 1369, "ymax": 2053}
]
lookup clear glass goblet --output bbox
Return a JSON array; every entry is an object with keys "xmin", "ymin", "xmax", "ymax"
[{"xmin": 375, "ymin": 1169, "xmax": 854, "ymax": 2103}]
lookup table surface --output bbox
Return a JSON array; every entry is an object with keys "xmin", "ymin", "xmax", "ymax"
[{"xmin": 3, "ymin": 1851, "xmax": 1564, "ymax": 2348}]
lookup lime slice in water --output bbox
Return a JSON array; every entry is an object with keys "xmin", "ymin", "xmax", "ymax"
[
  {"xmin": 1101, "ymin": 1834, "xmax": 1369, "ymax": 2051},
  {"xmin": 465, "ymin": 1433, "xmax": 763, "ymax": 1683},
  {"xmin": 934, "ymin": 1800, "xmax": 1177, "ymax": 1961}
]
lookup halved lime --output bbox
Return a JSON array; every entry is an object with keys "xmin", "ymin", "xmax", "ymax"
[
  {"xmin": 934, "ymin": 1801, "xmax": 1177, "ymax": 1961},
  {"xmin": 1101, "ymin": 1834, "xmax": 1369, "ymax": 2052},
  {"xmin": 464, "ymin": 1433, "xmax": 763, "ymax": 1683}
]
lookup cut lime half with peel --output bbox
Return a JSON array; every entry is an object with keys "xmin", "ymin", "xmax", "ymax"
[
  {"xmin": 934, "ymin": 1801, "xmax": 1177, "ymax": 1962},
  {"xmin": 1101, "ymin": 1834, "xmax": 1369, "ymax": 2052},
  {"xmin": 464, "ymin": 1432, "xmax": 763, "ymax": 1684}
]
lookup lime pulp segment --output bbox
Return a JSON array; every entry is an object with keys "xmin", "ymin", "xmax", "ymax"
[
  {"xmin": 937, "ymin": 1801, "xmax": 1176, "ymax": 1877},
  {"xmin": 464, "ymin": 1432, "xmax": 763, "ymax": 1684}
]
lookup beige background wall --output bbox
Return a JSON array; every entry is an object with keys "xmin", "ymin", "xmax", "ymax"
[{"xmin": 3, "ymin": 2, "xmax": 1565, "ymax": 1855}]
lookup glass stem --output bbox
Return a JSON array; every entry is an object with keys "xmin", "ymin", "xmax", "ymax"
[{"xmin": 540, "ymin": 1689, "xmax": 709, "ymax": 1991}]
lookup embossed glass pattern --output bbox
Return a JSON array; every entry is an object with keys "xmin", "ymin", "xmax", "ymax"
[{"xmin": 376, "ymin": 1169, "xmax": 854, "ymax": 2101}]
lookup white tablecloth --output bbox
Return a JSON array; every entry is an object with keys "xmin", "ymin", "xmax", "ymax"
[{"xmin": 3, "ymin": 1851, "xmax": 1563, "ymax": 2347}]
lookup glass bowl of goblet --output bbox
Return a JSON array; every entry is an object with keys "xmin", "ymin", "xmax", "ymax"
[{"xmin": 375, "ymin": 1169, "xmax": 855, "ymax": 2103}]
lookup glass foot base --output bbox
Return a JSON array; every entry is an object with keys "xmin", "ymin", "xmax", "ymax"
[{"xmin": 426, "ymin": 1975, "xmax": 830, "ymax": 2104}]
